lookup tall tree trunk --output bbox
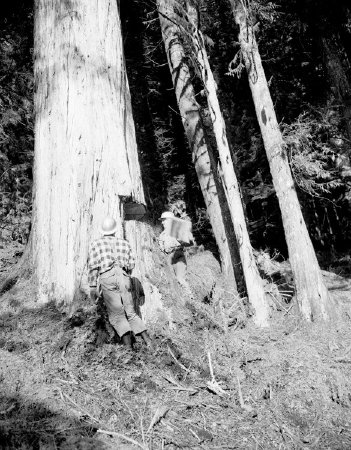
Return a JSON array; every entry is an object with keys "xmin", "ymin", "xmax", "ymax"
[
  {"xmin": 320, "ymin": 34, "xmax": 351, "ymax": 140},
  {"xmin": 186, "ymin": 1, "xmax": 269, "ymax": 327},
  {"xmin": 32, "ymin": 0, "xmax": 161, "ymax": 318},
  {"xmin": 157, "ymin": 0, "xmax": 239, "ymax": 285},
  {"xmin": 231, "ymin": 0, "xmax": 335, "ymax": 321}
]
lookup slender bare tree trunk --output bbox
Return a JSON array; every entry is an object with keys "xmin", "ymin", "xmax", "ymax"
[
  {"xmin": 157, "ymin": 0, "xmax": 239, "ymax": 285},
  {"xmin": 231, "ymin": 0, "xmax": 335, "ymax": 321},
  {"xmin": 32, "ymin": 0, "xmax": 161, "ymax": 318},
  {"xmin": 320, "ymin": 35, "xmax": 351, "ymax": 140},
  {"xmin": 186, "ymin": 1, "xmax": 269, "ymax": 327}
]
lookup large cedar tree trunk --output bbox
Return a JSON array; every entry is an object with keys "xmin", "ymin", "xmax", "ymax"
[
  {"xmin": 157, "ymin": 0, "xmax": 239, "ymax": 285},
  {"xmin": 186, "ymin": 1, "xmax": 270, "ymax": 327},
  {"xmin": 32, "ymin": 0, "xmax": 162, "ymax": 320},
  {"xmin": 231, "ymin": 0, "xmax": 335, "ymax": 321}
]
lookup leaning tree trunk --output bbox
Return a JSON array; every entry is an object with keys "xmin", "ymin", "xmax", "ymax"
[
  {"xmin": 186, "ymin": 1, "xmax": 269, "ymax": 327},
  {"xmin": 231, "ymin": 0, "xmax": 335, "ymax": 321},
  {"xmin": 157, "ymin": 0, "xmax": 239, "ymax": 285},
  {"xmin": 32, "ymin": 0, "xmax": 162, "ymax": 320}
]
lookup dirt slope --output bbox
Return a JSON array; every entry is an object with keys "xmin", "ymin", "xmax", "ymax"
[{"xmin": 1, "ymin": 244, "xmax": 351, "ymax": 449}]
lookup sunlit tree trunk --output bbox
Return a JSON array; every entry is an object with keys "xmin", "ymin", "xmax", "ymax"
[
  {"xmin": 186, "ymin": 1, "xmax": 269, "ymax": 327},
  {"xmin": 157, "ymin": 0, "xmax": 238, "ymax": 285},
  {"xmin": 32, "ymin": 0, "xmax": 161, "ymax": 319},
  {"xmin": 231, "ymin": 0, "xmax": 335, "ymax": 321}
]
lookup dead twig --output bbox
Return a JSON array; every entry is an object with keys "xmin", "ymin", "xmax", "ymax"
[
  {"xmin": 236, "ymin": 375, "xmax": 254, "ymax": 413},
  {"xmin": 162, "ymin": 374, "xmax": 198, "ymax": 393},
  {"xmin": 147, "ymin": 405, "xmax": 169, "ymax": 433},
  {"xmin": 0, "ymin": 403, "xmax": 16, "ymax": 415},
  {"xmin": 283, "ymin": 304, "xmax": 294, "ymax": 316},
  {"xmin": 166, "ymin": 385, "xmax": 198, "ymax": 392},
  {"xmin": 189, "ymin": 428, "xmax": 202, "ymax": 442},
  {"xmin": 173, "ymin": 399, "xmax": 222, "ymax": 410},
  {"xmin": 167, "ymin": 345, "xmax": 190, "ymax": 373},
  {"xmin": 60, "ymin": 390, "xmax": 99, "ymax": 423},
  {"xmin": 281, "ymin": 424, "xmax": 304, "ymax": 446},
  {"xmin": 55, "ymin": 378, "xmax": 76, "ymax": 385},
  {"xmin": 97, "ymin": 429, "xmax": 148, "ymax": 450},
  {"xmin": 267, "ymin": 291, "xmax": 290, "ymax": 313},
  {"xmin": 207, "ymin": 352, "xmax": 228, "ymax": 397},
  {"xmin": 160, "ymin": 419, "xmax": 180, "ymax": 432}
]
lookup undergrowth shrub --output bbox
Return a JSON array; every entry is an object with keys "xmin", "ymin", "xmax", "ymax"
[
  {"xmin": 283, "ymin": 107, "xmax": 351, "ymax": 255},
  {"xmin": 283, "ymin": 108, "xmax": 346, "ymax": 198}
]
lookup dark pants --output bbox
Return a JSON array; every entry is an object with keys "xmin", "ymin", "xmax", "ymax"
[{"xmin": 170, "ymin": 248, "xmax": 187, "ymax": 284}]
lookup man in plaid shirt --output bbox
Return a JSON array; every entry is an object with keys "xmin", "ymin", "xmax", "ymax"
[{"xmin": 88, "ymin": 216, "xmax": 152, "ymax": 350}]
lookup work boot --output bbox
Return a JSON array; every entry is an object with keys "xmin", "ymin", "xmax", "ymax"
[
  {"xmin": 121, "ymin": 332, "xmax": 133, "ymax": 350},
  {"xmin": 140, "ymin": 331, "xmax": 155, "ymax": 351}
]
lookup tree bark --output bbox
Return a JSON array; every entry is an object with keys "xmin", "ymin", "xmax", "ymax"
[
  {"xmin": 320, "ymin": 34, "xmax": 351, "ymax": 140},
  {"xmin": 231, "ymin": 0, "xmax": 335, "ymax": 321},
  {"xmin": 186, "ymin": 1, "xmax": 270, "ymax": 327},
  {"xmin": 32, "ymin": 0, "xmax": 161, "ymax": 316},
  {"xmin": 157, "ymin": 0, "xmax": 239, "ymax": 285}
]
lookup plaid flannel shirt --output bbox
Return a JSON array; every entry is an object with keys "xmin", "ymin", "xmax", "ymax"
[{"xmin": 88, "ymin": 235, "xmax": 135, "ymax": 288}]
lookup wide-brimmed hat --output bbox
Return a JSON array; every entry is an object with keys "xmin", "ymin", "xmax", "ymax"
[
  {"xmin": 159, "ymin": 211, "xmax": 175, "ymax": 221},
  {"xmin": 100, "ymin": 216, "xmax": 118, "ymax": 235}
]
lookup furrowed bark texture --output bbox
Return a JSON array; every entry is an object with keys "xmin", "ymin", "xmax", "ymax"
[
  {"xmin": 232, "ymin": 0, "xmax": 335, "ymax": 321},
  {"xmin": 187, "ymin": 2, "xmax": 269, "ymax": 327},
  {"xmin": 157, "ymin": 0, "xmax": 238, "ymax": 285},
  {"xmin": 32, "ymin": 0, "xmax": 162, "ymax": 318}
]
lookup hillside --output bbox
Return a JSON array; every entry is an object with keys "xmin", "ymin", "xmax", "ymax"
[{"xmin": 1, "ymin": 240, "xmax": 351, "ymax": 449}]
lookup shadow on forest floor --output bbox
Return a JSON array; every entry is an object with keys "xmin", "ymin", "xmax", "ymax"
[
  {"xmin": 0, "ymin": 299, "xmax": 107, "ymax": 449},
  {"xmin": 1, "ymin": 251, "xmax": 351, "ymax": 449},
  {"xmin": 0, "ymin": 392, "xmax": 103, "ymax": 449}
]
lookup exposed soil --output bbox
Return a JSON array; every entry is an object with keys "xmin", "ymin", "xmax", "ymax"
[{"xmin": 1, "ymin": 240, "xmax": 351, "ymax": 449}]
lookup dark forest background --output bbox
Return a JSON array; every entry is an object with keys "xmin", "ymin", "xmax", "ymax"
[{"xmin": 1, "ymin": 0, "xmax": 351, "ymax": 270}]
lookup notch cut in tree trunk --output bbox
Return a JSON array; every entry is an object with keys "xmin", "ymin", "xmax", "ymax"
[{"xmin": 30, "ymin": 0, "xmax": 162, "ymax": 323}]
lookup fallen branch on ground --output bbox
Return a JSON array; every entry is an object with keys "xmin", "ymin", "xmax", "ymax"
[
  {"xmin": 162, "ymin": 373, "xmax": 198, "ymax": 393},
  {"xmin": 167, "ymin": 345, "xmax": 190, "ymax": 373},
  {"xmin": 97, "ymin": 429, "xmax": 149, "ymax": 450},
  {"xmin": 206, "ymin": 352, "xmax": 228, "ymax": 397},
  {"xmin": 147, "ymin": 404, "xmax": 169, "ymax": 433},
  {"xmin": 60, "ymin": 390, "xmax": 99, "ymax": 423}
]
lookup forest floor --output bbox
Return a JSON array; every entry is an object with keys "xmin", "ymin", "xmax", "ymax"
[{"xmin": 1, "ymin": 236, "xmax": 351, "ymax": 449}]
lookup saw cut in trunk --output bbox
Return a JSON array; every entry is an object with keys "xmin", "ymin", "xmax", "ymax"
[{"xmin": 31, "ymin": 0, "xmax": 162, "ymax": 321}]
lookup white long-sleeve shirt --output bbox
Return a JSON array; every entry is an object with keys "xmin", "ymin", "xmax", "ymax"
[{"xmin": 158, "ymin": 231, "xmax": 183, "ymax": 254}]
